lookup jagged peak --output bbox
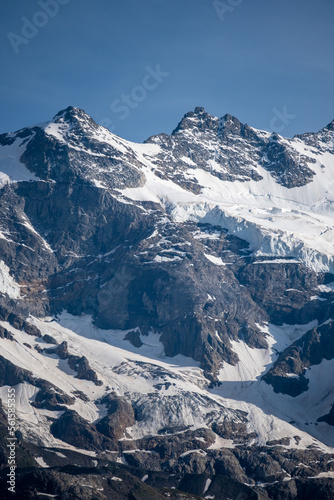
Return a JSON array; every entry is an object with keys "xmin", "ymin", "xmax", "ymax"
[
  {"xmin": 218, "ymin": 114, "xmax": 238, "ymax": 137},
  {"xmin": 52, "ymin": 106, "xmax": 98, "ymax": 130},
  {"xmin": 217, "ymin": 113, "xmax": 255, "ymax": 140},
  {"xmin": 172, "ymin": 107, "xmax": 218, "ymax": 135},
  {"xmin": 294, "ymin": 118, "xmax": 334, "ymax": 140},
  {"xmin": 53, "ymin": 106, "xmax": 86, "ymax": 120},
  {"xmin": 219, "ymin": 113, "xmax": 241, "ymax": 127},
  {"xmin": 322, "ymin": 119, "xmax": 334, "ymax": 132},
  {"xmin": 167, "ymin": 107, "xmax": 255, "ymax": 142}
]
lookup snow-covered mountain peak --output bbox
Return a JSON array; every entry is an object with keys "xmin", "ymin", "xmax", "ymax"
[
  {"xmin": 294, "ymin": 118, "xmax": 334, "ymax": 153},
  {"xmin": 1, "ymin": 106, "xmax": 334, "ymax": 272},
  {"xmin": 53, "ymin": 105, "xmax": 91, "ymax": 122},
  {"xmin": 1, "ymin": 107, "xmax": 334, "ymax": 497},
  {"xmin": 51, "ymin": 105, "xmax": 104, "ymax": 136},
  {"xmin": 217, "ymin": 113, "xmax": 244, "ymax": 136},
  {"xmin": 158, "ymin": 107, "xmax": 247, "ymax": 140},
  {"xmin": 44, "ymin": 105, "xmax": 105, "ymax": 144},
  {"xmin": 172, "ymin": 106, "xmax": 219, "ymax": 135}
]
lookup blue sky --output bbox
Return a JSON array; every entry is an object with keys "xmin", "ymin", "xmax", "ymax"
[{"xmin": 0, "ymin": 0, "xmax": 333, "ymax": 142}]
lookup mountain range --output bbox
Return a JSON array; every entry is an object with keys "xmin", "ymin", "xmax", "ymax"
[{"xmin": 0, "ymin": 105, "xmax": 333, "ymax": 499}]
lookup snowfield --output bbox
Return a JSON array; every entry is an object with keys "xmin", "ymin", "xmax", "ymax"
[
  {"xmin": 0, "ymin": 261, "xmax": 21, "ymax": 299},
  {"xmin": 0, "ymin": 312, "xmax": 333, "ymax": 455},
  {"xmin": 118, "ymin": 132, "xmax": 334, "ymax": 272},
  {"xmin": 0, "ymin": 135, "xmax": 39, "ymax": 185}
]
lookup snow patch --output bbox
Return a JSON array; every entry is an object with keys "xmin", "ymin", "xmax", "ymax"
[
  {"xmin": 0, "ymin": 136, "xmax": 39, "ymax": 184},
  {"xmin": 203, "ymin": 478, "xmax": 212, "ymax": 494},
  {"xmin": 0, "ymin": 261, "xmax": 20, "ymax": 298},
  {"xmin": 204, "ymin": 253, "xmax": 225, "ymax": 266},
  {"xmin": 35, "ymin": 456, "xmax": 49, "ymax": 468},
  {"xmin": 310, "ymin": 471, "xmax": 334, "ymax": 478}
]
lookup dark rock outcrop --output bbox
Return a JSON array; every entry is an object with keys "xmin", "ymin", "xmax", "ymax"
[
  {"xmin": 263, "ymin": 321, "xmax": 334, "ymax": 396},
  {"xmin": 50, "ymin": 410, "xmax": 117, "ymax": 452},
  {"xmin": 96, "ymin": 394, "xmax": 135, "ymax": 440},
  {"xmin": 318, "ymin": 402, "xmax": 334, "ymax": 426},
  {"xmin": 42, "ymin": 341, "xmax": 103, "ymax": 385}
]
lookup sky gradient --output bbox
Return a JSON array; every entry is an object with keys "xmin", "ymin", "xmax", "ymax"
[{"xmin": 1, "ymin": 0, "xmax": 333, "ymax": 142}]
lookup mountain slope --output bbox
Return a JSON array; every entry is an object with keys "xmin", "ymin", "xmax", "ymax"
[{"xmin": 0, "ymin": 106, "xmax": 333, "ymax": 499}]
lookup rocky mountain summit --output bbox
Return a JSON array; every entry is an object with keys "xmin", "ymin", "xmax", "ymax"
[{"xmin": 0, "ymin": 106, "xmax": 333, "ymax": 499}]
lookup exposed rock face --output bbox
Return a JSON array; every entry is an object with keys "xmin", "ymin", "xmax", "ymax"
[
  {"xmin": 266, "ymin": 478, "xmax": 334, "ymax": 500},
  {"xmin": 263, "ymin": 321, "xmax": 334, "ymax": 396},
  {"xmin": 0, "ymin": 106, "xmax": 334, "ymax": 499},
  {"xmin": 32, "ymin": 381, "xmax": 75, "ymax": 411},
  {"xmin": 0, "ymin": 305, "xmax": 42, "ymax": 336},
  {"xmin": 0, "ymin": 355, "xmax": 75, "ymax": 411},
  {"xmin": 0, "ymin": 466, "xmax": 172, "ymax": 500},
  {"xmin": 262, "ymin": 133, "xmax": 315, "ymax": 187},
  {"xmin": 147, "ymin": 107, "xmax": 316, "ymax": 189},
  {"xmin": 0, "ymin": 355, "xmax": 35, "ymax": 386},
  {"xmin": 212, "ymin": 416, "xmax": 256, "ymax": 444},
  {"xmin": 237, "ymin": 261, "xmax": 319, "ymax": 324},
  {"xmin": 177, "ymin": 474, "xmax": 268, "ymax": 499},
  {"xmin": 96, "ymin": 394, "xmax": 135, "ymax": 440},
  {"xmin": 50, "ymin": 410, "xmax": 117, "ymax": 452},
  {"xmin": 318, "ymin": 403, "xmax": 334, "ymax": 426},
  {"xmin": 20, "ymin": 107, "xmax": 147, "ymax": 189},
  {"xmin": 0, "ymin": 106, "xmax": 332, "ymax": 374},
  {"xmin": 0, "ymin": 325, "xmax": 13, "ymax": 340},
  {"xmin": 42, "ymin": 341, "xmax": 103, "ymax": 385}
]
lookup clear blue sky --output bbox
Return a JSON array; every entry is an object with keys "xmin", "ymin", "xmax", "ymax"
[{"xmin": 0, "ymin": 0, "xmax": 333, "ymax": 141}]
